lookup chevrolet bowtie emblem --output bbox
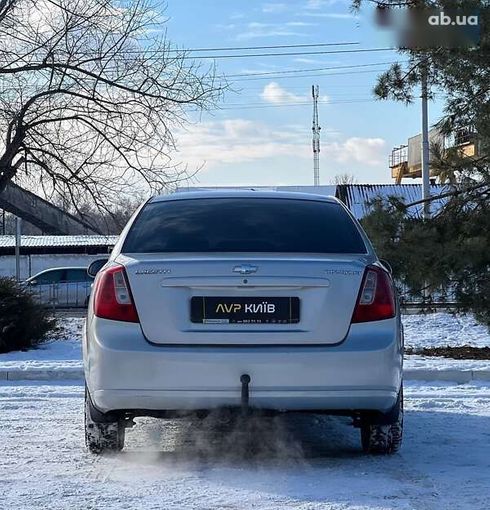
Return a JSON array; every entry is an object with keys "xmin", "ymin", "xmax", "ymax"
[{"xmin": 233, "ymin": 264, "xmax": 258, "ymax": 275}]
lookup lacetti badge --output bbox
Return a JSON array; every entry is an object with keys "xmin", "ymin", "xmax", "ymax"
[{"xmin": 135, "ymin": 268, "xmax": 171, "ymax": 275}]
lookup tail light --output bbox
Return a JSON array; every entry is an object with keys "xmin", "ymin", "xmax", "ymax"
[
  {"xmin": 92, "ymin": 264, "xmax": 139, "ymax": 323},
  {"xmin": 351, "ymin": 265, "xmax": 396, "ymax": 323}
]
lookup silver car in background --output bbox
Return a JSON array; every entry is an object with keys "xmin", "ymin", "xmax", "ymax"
[
  {"xmin": 83, "ymin": 191, "xmax": 403, "ymax": 455},
  {"xmin": 26, "ymin": 267, "xmax": 94, "ymax": 307}
]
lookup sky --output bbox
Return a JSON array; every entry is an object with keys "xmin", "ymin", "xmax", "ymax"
[{"xmin": 162, "ymin": 0, "xmax": 444, "ymax": 187}]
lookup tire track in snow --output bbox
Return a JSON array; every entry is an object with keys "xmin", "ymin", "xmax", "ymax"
[{"xmin": 1, "ymin": 382, "xmax": 490, "ymax": 509}]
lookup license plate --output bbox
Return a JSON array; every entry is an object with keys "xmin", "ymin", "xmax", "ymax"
[{"xmin": 190, "ymin": 296, "xmax": 300, "ymax": 324}]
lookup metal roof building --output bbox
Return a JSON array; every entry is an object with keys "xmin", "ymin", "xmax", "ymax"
[
  {"xmin": 0, "ymin": 235, "xmax": 118, "ymax": 256},
  {"xmin": 176, "ymin": 184, "xmax": 450, "ymax": 220},
  {"xmin": 335, "ymin": 184, "xmax": 449, "ymax": 220}
]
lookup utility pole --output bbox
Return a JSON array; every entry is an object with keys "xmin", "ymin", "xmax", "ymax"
[
  {"xmin": 312, "ymin": 85, "xmax": 321, "ymax": 186},
  {"xmin": 15, "ymin": 216, "xmax": 22, "ymax": 281},
  {"xmin": 421, "ymin": 63, "xmax": 431, "ymax": 219}
]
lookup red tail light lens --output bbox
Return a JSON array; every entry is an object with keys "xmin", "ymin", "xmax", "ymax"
[
  {"xmin": 93, "ymin": 265, "xmax": 139, "ymax": 323},
  {"xmin": 351, "ymin": 265, "xmax": 396, "ymax": 323}
]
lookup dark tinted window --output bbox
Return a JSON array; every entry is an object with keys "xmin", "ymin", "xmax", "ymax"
[
  {"xmin": 65, "ymin": 269, "xmax": 93, "ymax": 282},
  {"xmin": 88, "ymin": 258, "xmax": 108, "ymax": 277},
  {"xmin": 123, "ymin": 198, "xmax": 366, "ymax": 254},
  {"xmin": 35, "ymin": 269, "xmax": 65, "ymax": 284}
]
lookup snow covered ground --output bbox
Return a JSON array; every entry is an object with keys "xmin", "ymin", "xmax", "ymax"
[
  {"xmin": 1, "ymin": 380, "xmax": 490, "ymax": 509},
  {"xmin": 1, "ymin": 314, "xmax": 489, "ymax": 507},
  {"xmin": 402, "ymin": 312, "xmax": 489, "ymax": 349},
  {"xmin": 0, "ymin": 317, "xmax": 83, "ymax": 371}
]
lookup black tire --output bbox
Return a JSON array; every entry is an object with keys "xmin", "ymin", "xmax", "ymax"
[
  {"xmin": 85, "ymin": 387, "xmax": 125, "ymax": 454},
  {"xmin": 360, "ymin": 387, "xmax": 403, "ymax": 455}
]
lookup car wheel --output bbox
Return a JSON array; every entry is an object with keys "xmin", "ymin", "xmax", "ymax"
[
  {"xmin": 85, "ymin": 387, "xmax": 125, "ymax": 454},
  {"xmin": 360, "ymin": 386, "xmax": 403, "ymax": 455}
]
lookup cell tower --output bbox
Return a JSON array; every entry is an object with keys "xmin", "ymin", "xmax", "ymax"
[{"xmin": 312, "ymin": 85, "xmax": 321, "ymax": 186}]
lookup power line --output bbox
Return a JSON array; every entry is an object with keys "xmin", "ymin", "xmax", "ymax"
[
  {"xmin": 229, "ymin": 68, "xmax": 390, "ymax": 82},
  {"xmin": 226, "ymin": 61, "xmax": 398, "ymax": 78},
  {"xmin": 223, "ymin": 97, "xmax": 372, "ymax": 106},
  {"xmin": 0, "ymin": 61, "xmax": 393, "ymax": 85},
  {"xmin": 235, "ymin": 84, "xmax": 386, "ymax": 91},
  {"xmin": 168, "ymin": 41, "xmax": 361, "ymax": 53},
  {"xmin": 227, "ymin": 91, "xmax": 377, "ymax": 98},
  {"xmin": 56, "ymin": 41, "xmax": 360, "ymax": 57},
  {"xmin": 181, "ymin": 47, "xmax": 395, "ymax": 60},
  {"xmin": 223, "ymin": 93, "xmax": 374, "ymax": 105},
  {"xmin": 216, "ymin": 98, "xmax": 376, "ymax": 111}
]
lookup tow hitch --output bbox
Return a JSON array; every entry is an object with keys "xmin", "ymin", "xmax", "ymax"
[{"xmin": 240, "ymin": 374, "xmax": 251, "ymax": 414}]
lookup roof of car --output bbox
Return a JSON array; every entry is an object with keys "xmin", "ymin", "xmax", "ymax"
[
  {"xmin": 28, "ymin": 267, "xmax": 89, "ymax": 278},
  {"xmin": 150, "ymin": 190, "xmax": 339, "ymax": 203}
]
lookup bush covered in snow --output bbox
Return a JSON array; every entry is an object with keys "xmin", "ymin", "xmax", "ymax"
[{"xmin": 0, "ymin": 277, "xmax": 56, "ymax": 353}]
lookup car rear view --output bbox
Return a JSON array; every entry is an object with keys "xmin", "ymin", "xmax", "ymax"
[{"xmin": 83, "ymin": 191, "xmax": 403, "ymax": 455}]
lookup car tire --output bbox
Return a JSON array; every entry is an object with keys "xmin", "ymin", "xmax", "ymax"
[
  {"xmin": 84, "ymin": 387, "xmax": 125, "ymax": 454},
  {"xmin": 360, "ymin": 386, "xmax": 403, "ymax": 455}
]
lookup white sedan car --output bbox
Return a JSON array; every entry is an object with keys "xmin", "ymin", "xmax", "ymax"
[{"xmin": 83, "ymin": 191, "xmax": 403, "ymax": 455}]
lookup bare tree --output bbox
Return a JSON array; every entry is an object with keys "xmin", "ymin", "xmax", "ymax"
[
  {"xmin": 76, "ymin": 192, "xmax": 146, "ymax": 234},
  {"xmin": 0, "ymin": 0, "xmax": 223, "ymax": 216},
  {"xmin": 331, "ymin": 173, "xmax": 358, "ymax": 185}
]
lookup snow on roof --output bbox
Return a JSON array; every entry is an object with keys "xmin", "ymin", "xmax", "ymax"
[
  {"xmin": 336, "ymin": 184, "xmax": 449, "ymax": 220},
  {"xmin": 0, "ymin": 235, "xmax": 119, "ymax": 248}
]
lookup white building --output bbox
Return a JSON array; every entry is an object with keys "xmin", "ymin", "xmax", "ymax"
[{"xmin": 0, "ymin": 235, "xmax": 117, "ymax": 279}]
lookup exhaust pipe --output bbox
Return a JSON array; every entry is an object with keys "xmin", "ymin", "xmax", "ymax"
[{"xmin": 240, "ymin": 374, "xmax": 251, "ymax": 414}]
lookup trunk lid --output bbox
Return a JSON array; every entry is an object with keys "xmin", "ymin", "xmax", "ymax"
[{"xmin": 119, "ymin": 254, "xmax": 368, "ymax": 345}]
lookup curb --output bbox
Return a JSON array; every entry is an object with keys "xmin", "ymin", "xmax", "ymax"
[
  {"xmin": 0, "ymin": 368, "xmax": 84, "ymax": 381},
  {"xmin": 1, "ymin": 368, "xmax": 490, "ymax": 383},
  {"xmin": 404, "ymin": 369, "xmax": 490, "ymax": 384}
]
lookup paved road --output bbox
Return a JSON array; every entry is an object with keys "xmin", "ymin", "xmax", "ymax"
[{"xmin": 1, "ymin": 381, "xmax": 489, "ymax": 509}]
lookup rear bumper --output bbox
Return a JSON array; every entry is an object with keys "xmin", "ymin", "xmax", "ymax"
[{"xmin": 83, "ymin": 317, "xmax": 403, "ymax": 413}]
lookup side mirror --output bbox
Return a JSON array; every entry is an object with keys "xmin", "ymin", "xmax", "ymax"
[
  {"xmin": 379, "ymin": 259, "xmax": 393, "ymax": 274},
  {"xmin": 29, "ymin": 279, "xmax": 37, "ymax": 286},
  {"xmin": 87, "ymin": 258, "xmax": 109, "ymax": 278}
]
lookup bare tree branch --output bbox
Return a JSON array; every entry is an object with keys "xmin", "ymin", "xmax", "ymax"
[{"xmin": 0, "ymin": 0, "xmax": 225, "ymax": 216}]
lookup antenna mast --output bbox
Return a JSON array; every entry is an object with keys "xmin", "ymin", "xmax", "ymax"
[{"xmin": 312, "ymin": 85, "xmax": 321, "ymax": 186}]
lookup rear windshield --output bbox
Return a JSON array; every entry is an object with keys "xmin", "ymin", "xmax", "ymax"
[{"xmin": 122, "ymin": 198, "xmax": 367, "ymax": 254}]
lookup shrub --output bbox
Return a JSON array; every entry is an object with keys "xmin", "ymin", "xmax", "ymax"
[{"xmin": 0, "ymin": 277, "xmax": 57, "ymax": 353}]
